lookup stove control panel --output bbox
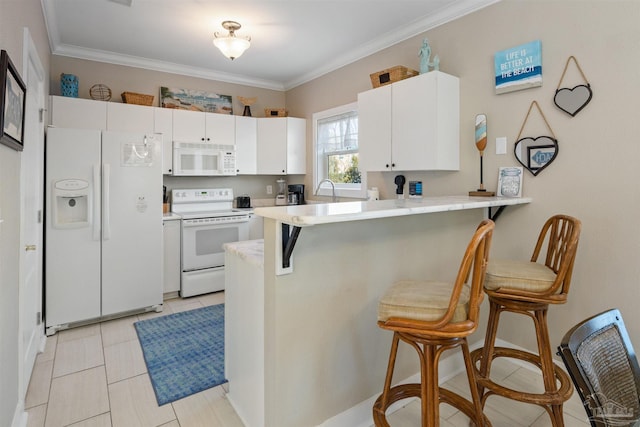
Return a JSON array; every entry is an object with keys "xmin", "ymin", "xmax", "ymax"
[
  {"xmin": 172, "ymin": 188, "xmax": 233, "ymax": 204},
  {"xmin": 182, "ymin": 215, "xmax": 250, "ymax": 226}
]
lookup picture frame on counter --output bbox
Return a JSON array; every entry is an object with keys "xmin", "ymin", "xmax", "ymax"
[
  {"xmin": 0, "ymin": 50, "xmax": 26, "ymax": 151},
  {"xmin": 497, "ymin": 166, "xmax": 523, "ymax": 198}
]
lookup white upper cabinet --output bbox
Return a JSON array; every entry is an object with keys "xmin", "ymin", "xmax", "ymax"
[
  {"xmin": 154, "ymin": 107, "xmax": 173, "ymax": 175},
  {"xmin": 206, "ymin": 113, "xmax": 235, "ymax": 146},
  {"xmin": 106, "ymin": 102, "xmax": 154, "ymax": 132},
  {"xmin": 50, "ymin": 96, "xmax": 107, "ymax": 130},
  {"xmin": 172, "ymin": 109, "xmax": 235, "ymax": 145},
  {"xmin": 235, "ymin": 116, "xmax": 257, "ymax": 175},
  {"xmin": 358, "ymin": 71, "xmax": 460, "ymax": 172},
  {"xmin": 172, "ymin": 109, "xmax": 206, "ymax": 142},
  {"xmin": 257, "ymin": 117, "xmax": 306, "ymax": 175},
  {"xmin": 358, "ymin": 85, "xmax": 392, "ymax": 171}
]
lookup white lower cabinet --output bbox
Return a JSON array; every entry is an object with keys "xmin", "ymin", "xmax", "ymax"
[
  {"xmin": 163, "ymin": 219, "xmax": 181, "ymax": 294},
  {"xmin": 248, "ymin": 214, "xmax": 264, "ymax": 240}
]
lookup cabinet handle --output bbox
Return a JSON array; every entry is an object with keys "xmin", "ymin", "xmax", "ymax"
[
  {"xmin": 392, "ymin": 163, "xmax": 395, "ymax": 167},
  {"xmin": 386, "ymin": 164, "xmax": 390, "ymax": 168},
  {"xmin": 207, "ymin": 137, "xmax": 210, "ymax": 141},
  {"xmin": 201, "ymin": 137, "xmax": 205, "ymax": 141}
]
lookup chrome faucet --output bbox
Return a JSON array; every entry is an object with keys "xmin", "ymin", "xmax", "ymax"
[{"xmin": 314, "ymin": 178, "xmax": 337, "ymax": 202}]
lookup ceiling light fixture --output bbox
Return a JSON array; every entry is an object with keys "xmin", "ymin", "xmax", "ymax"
[{"xmin": 213, "ymin": 21, "xmax": 251, "ymax": 61}]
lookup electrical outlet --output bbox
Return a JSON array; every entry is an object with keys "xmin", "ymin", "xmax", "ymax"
[
  {"xmin": 496, "ymin": 137, "xmax": 507, "ymax": 155},
  {"xmin": 266, "ymin": 185, "xmax": 273, "ymax": 195}
]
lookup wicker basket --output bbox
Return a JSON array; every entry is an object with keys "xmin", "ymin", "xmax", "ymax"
[
  {"xmin": 121, "ymin": 92, "xmax": 154, "ymax": 106},
  {"xmin": 370, "ymin": 66, "xmax": 419, "ymax": 88},
  {"xmin": 264, "ymin": 108, "xmax": 287, "ymax": 117}
]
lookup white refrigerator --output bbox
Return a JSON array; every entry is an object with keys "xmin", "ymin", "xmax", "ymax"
[{"xmin": 45, "ymin": 127, "xmax": 163, "ymax": 334}]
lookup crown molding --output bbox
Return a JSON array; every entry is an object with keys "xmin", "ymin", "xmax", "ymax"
[
  {"xmin": 51, "ymin": 44, "xmax": 286, "ymax": 91},
  {"xmin": 283, "ymin": 0, "xmax": 500, "ymax": 90}
]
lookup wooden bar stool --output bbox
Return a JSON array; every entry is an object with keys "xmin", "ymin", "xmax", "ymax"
[
  {"xmin": 470, "ymin": 214, "xmax": 581, "ymax": 427},
  {"xmin": 373, "ymin": 220, "xmax": 495, "ymax": 427}
]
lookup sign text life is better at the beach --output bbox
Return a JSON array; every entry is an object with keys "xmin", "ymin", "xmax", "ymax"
[{"xmin": 495, "ymin": 40, "xmax": 542, "ymax": 94}]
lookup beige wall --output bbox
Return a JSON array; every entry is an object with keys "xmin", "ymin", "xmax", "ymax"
[
  {"xmin": 287, "ymin": 0, "xmax": 640, "ymax": 354},
  {"xmin": 0, "ymin": 0, "xmax": 50, "ymax": 424},
  {"xmin": 50, "ymin": 56, "xmax": 286, "ymax": 116}
]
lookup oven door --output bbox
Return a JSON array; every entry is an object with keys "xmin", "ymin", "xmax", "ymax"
[{"xmin": 181, "ymin": 219, "xmax": 249, "ymax": 271}]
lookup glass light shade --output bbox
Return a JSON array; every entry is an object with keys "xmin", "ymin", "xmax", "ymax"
[{"xmin": 213, "ymin": 37, "xmax": 250, "ymax": 60}]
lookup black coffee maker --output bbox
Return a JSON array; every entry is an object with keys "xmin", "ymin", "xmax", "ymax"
[{"xmin": 287, "ymin": 184, "xmax": 305, "ymax": 205}]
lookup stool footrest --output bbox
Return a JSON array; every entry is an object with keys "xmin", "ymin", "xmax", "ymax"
[
  {"xmin": 373, "ymin": 384, "xmax": 492, "ymax": 426},
  {"xmin": 470, "ymin": 347, "xmax": 573, "ymax": 406}
]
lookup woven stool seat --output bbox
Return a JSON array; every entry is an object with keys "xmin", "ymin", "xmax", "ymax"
[
  {"xmin": 373, "ymin": 220, "xmax": 495, "ymax": 427},
  {"xmin": 470, "ymin": 214, "xmax": 582, "ymax": 427}
]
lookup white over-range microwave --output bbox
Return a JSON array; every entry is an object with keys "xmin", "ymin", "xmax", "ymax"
[{"xmin": 172, "ymin": 141, "xmax": 237, "ymax": 176}]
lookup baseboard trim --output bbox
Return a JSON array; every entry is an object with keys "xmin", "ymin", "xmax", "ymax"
[{"xmin": 11, "ymin": 401, "xmax": 27, "ymax": 427}]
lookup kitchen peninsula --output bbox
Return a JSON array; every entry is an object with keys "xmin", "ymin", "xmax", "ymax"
[{"xmin": 224, "ymin": 195, "xmax": 531, "ymax": 427}]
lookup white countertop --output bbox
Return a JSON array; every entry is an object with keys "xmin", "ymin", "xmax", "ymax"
[
  {"xmin": 224, "ymin": 239, "xmax": 264, "ymax": 268},
  {"xmin": 254, "ymin": 195, "xmax": 532, "ymax": 227},
  {"xmin": 163, "ymin": 212, "xmax": 182, "ymax": 221}
]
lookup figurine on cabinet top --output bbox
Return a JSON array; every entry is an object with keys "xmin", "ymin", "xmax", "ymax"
[{"xmin": 419, "ymin": 38, "xmax": 440, "ymax": 74}]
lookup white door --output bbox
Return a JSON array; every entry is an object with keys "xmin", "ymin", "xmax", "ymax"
[
  {"xmin": 19, "ymin": 28, "xmax": 45, "ymax": 398},
  {"xmin": 100, "ymin": 131, "xmax": 163, "ymax": 316}
]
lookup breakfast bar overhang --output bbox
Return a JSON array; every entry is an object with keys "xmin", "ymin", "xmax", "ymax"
[{"xmin": 255, "ymin": 196, "xmax": 532, "ymax": 274}]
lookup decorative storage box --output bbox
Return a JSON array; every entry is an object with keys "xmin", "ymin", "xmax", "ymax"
[
  {"xmin": 121, "ymin": 92, "xmax": 154, "ymax": 106},
  {"xmin": 264, "ymin": 108, "xmax": 287, "ymax": 117},
  {"xmin": 370, "ymin": 66, "xmax": 419, "ymax": 88}
]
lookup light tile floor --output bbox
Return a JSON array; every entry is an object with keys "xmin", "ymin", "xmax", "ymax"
[{"xmin": 25, "ymin": 291, "xmax": 590, "ymax": 427}]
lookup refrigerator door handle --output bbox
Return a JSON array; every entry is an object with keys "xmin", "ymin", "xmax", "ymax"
[
  {"xmin": 92, "ymin": 164, "xmax": 100, "ymax": 240},
  {"xmin": 103, "ymin": 163, "xmax": 111, "ymax": 240}
]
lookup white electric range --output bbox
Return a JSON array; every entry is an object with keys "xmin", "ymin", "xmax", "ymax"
[{"xmin": 171, "ymin": 188, "xmax": 250, "ymax": 297}]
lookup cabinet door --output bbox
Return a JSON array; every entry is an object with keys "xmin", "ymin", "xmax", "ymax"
[
  {"xmin": 50, "ymin": 96, "xmax": 107, "ymax": 129},
  {"xmin": 163, "ymin": 219, "xmax": 181, "ymax": 294},
  {"xmin": 358, "ymin": 86, "xmax": 392, "ymax": 172},
  {"xmin": 205, "ymin": 113, "xmax": 235, "ymax": 145},
  {"xmin": 173, "ymin": 109, "xmax": 206, "ymax": 142},
  {"xmin": 235, "ymin": 116, "xmax": 257, "ymax": 174},
  {"xmin": 257, "ymin": 118, "xmax": 287, "ymax": 174},
  {"xmin": 247, "ymin": 214, "xmax": 264, "ymax": 240},
  {"xmin": 286, "ymin": 117, "xmax": 306, "ymax": 175},
  {"xmin": 392, "ymin": 71, "xmax": 459, "ymax": 171},
  {"xmin": 107, "ymin": 103, "xmax": 154, "ymax": 132},
  {"xmin": 154, "ymin": 107, "xmax": 173, "ymax": 174}
]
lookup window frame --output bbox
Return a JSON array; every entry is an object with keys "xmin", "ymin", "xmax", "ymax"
[{"xmin": 312, "ymin": 102, "xmax": 365, "ymax": 200}]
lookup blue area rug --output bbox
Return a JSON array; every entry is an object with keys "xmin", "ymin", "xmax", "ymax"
[{"xmin": 134, "ymin": 304, "xmax": 226, "ymax": 406}]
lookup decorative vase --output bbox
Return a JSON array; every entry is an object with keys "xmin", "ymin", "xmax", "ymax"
[{"xmin": 60, "ymin": 73, "xmax": 79, "ymax": 98}]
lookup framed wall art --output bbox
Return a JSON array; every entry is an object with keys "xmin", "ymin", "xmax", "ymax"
[
  {"xmin": 160, "ymin": 87, "xmax": 233, "ymax": 114},
  {"xmin": 495, "ymin": 40, "xmax": 542, "ymax": 95},
  {"xmin": 0, "ymin": 50, "xmax": 26, "ymax": 151}
]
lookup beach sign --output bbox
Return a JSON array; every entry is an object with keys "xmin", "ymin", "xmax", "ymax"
[{"xmin": 495, "ymin": 40, "xmax": 542, "ymax": 95}]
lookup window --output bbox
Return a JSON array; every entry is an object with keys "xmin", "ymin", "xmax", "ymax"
[{"xmin": 313, "ymin": 102, "xmax": 365, "ymax": 199}]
